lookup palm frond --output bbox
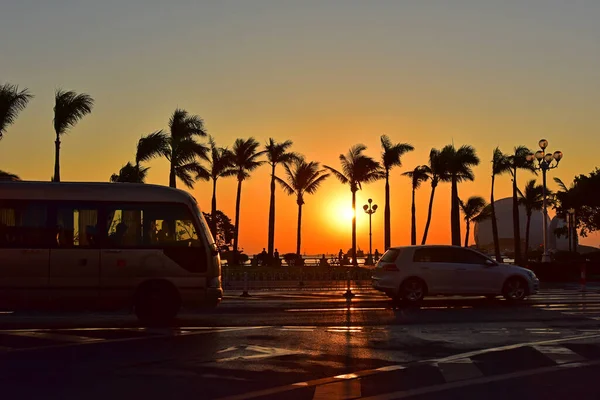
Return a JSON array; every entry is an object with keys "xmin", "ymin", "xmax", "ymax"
[
  {"xmin": 323, "ymin": 165, "xmax": 349, "ymax": 185},
  {"xmin": 274, "ymin": 176, "xmax": 295, "ymax": 196},
  {"xmin": 0, "ymin": 83, "xmax": 33, "ymax": 138},
  {"xmin": 0, "ymin": 169, "xmax": 21, "ymax": 181},
  {"xmin": 169, "ymin": 108, "xmax": 206, "ymax": 139},
  {"xmin": 136, "ymin": 130, "xmax": 169, "ymax": 164},
  {"xmin": 53, "ymin": 89, "xmax": 94, "ymax": 136},
  {"xmin": 380, "ymin": 134, "xmax": 414, "ymax": 170},
  {"xmin": 553, "ymin": 177, "xmax": 569, "ymax": 192}
]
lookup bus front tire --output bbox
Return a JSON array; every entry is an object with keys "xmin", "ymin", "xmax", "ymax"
[{"xmin": 134, "ymin": 281, "xmax": 180, "ymax": 326}]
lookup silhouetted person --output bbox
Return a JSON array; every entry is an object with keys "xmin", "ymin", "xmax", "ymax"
[
  {"xmin": 259, "ymin": 247, "xmax": 268, "ymax": 266},
  {"xmin": 109, "ymin": 222, "xmax": 128, "ymax": 245},
  {"xmin": 374, "ymin": 249, "xmax": 380, "ymax": 262},
  {"xmin": 274, "ymin": 248, "xmax": 280, "ymax": 266},
  {"xmin": 319, "ymin": 253, "xmax": 329, "ymax": 267},
  {"xmin": 338, "ymin": 249, "xmax": 344, "ymax": 265},
  {"xmin": 157, "ymin": 221, "xmax": 173, "ymax": 243}
]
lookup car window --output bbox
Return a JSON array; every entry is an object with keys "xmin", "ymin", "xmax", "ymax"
[
  {"xmin": 454, "ymin": 248, "xmax": 490, "ymax": 264},
  {"xmin": 379, "ymin": 248, "xmax": 402, "ymax": 263},
  {"xmin": 413, "ymin": 247, "xmax": 454, "ymax": 263}
]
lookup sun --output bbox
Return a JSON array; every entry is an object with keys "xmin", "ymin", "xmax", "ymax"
[
  {"xmin": 342, "ymin": 207, "xmax": 355, "ymax": 221},
  {"xmin": 324, "ymin": 196, "xmax": 356, "ymax": 228}
]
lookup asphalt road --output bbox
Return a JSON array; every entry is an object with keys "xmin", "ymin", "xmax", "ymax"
[{"xmin": 2, "ymin": 288, "xmax": 600, "ymax": 399}]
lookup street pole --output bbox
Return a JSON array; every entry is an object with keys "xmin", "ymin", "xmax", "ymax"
[
  {"xmin": 541, "ymin": 163, "xmax": 551, "ymax": 263},
  {"xmin": 363, "ymin": 199, "xmax": 378, "ymax": 266}
]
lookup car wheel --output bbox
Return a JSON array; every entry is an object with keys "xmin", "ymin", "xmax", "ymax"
[
  {"xmin": 135, "ymin": 282, "xmax": 180, "ymax": 326},
  {"xmin": 502, "ymin": 277, "xmax": 528, "ymax": 301},
  {"xmin": 399, "ymin": 278, "xmax": 426, "ymax": 304}
]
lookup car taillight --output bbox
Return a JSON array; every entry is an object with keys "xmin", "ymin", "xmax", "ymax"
[{"xmin": 382, "ymin": 263, "xmax": 399, "ymax": 271}]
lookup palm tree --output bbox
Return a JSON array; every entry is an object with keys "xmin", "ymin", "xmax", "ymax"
[
  {"xmin": 507, "ymin": 146, "xmax": 535, "ymax": 265},
  {"xmin": 230, "ymin": 138, "xmax": 266, "ymax": 255},
  {"xmin": 0, "ymin": 170, "xmax": 20, "ymax": 181},
  {"xmin": 275, "ymin": 158, "xmax": 329, "ymax": 255},
  {"xmin": 553, "ymin": 177, "xmax": 577, "ymax": 250},
  {"xmin": 265, "ymin": 138, "xmax": 299, "ymax": 258},
  {"xmin": 459, "ymin": 196, "xmax": 488, "ymax": 247},
  {"xmin": 110, "ymin": 162, "xmax": 148, "ymax": 183},
  {"xmin": 421, "ymin": 148, "xmax": 449, "ymax": 244},
  {"xmin": 1, "ymin": 83, "xmax": 33, "ymax": 140},
  {"xmin": 134, "ymin": 110, "xmax": 210, "ymax": 189},
  {"xmin": 490, "ymin": 148, "xmax": 511, "ymax": 262},
  {"xmin": 518, "ymin": 179, "xmax": 547, "ymax": 260},
  {"xmin": 380, "ymin": 135, "xmax": 414, "ymax": 250},
  {"xmin": 324, "ymin": 144, "xmax": 383, "ymax": 266},
  {"xmin": 207, "ymin": 136, "xmax": 235, "ymax": 237},
  {"xmin": 441, "ymin": 144, "xmax": 480, "ymax": 246},
  {"xmin": 402, "ymin": 165, "xmax": 430, "ymax": 245},
  {"xmin": 53, "ymin": 89, "xmax": 94, "ymax": 182}
]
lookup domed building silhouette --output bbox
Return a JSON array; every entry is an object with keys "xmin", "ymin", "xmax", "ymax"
[{"xmin": 473, "ymin": 197, "xmax": 549, "ymax": 253}]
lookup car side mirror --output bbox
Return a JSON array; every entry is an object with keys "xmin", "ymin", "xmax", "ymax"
[{"xmin": 485, "ymin": 259, "xmax": 497, "ymax": 267}]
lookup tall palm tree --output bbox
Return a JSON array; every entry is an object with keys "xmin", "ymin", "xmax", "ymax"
[
  {"xmin": 1, "ymin": 83, "xmax": 33, "ymax": 140},
  {"xmin": 275, "ymin": 158, "xmax": 329, "ymax": 255},
  {"xmin": 265, "ymin": 138, "xmax": 299, "ymax": 258},
  {"xmin": 507, "ymin": 146, "xmax": 535, "ymax": 265},
  {"xmin": 402, "ymin": 165, "xmax": 430, "ymax": 245},
  {"xmin": 518, "ymin": 179, "xmax": 547, "ymax": 260},
  {"xmin": 134, "ymin": 110, "xmax": 210, "ymax": 189},
  {"xmin": 553, "ymin": 177, "xmax": 578, "ymax": 251},
  {"xmin": 459, "ymin": 196, "xmax": 488, "ymax": 247},
  {"xmin": 490, "ymin": 147, "xmax": 511, "ymax": 262},
  {"xmin": 0, "ymin": 170, "xmax": 20, "ymax": 181},
  {"xmin": 441, "ymin": 144, "xmax": 480, "ymax": 246},
  {"xmin": 324, "ymin": 144, "xmax": 383, "ymax": 266},
  {"xmin": 231, "ymin": 138, "xmax": 266, "ymax": 255},
  {"xmin": 421, "ymin": 148, "xmax": 450, "ymax": 244},
  {"xmin": 110, "ymin": 162, "xmax": 148, "ymax": 183},
  {"xmin": 53, "ymin": 89, "xmax": 94, "ymax": 182},
  {"xmin": 207, "ymin": 136, "xmax": 235, "ymax": 237},
  {"xmin": 380, "ymin": 135, "xmax": 414, "ymax": 250}
]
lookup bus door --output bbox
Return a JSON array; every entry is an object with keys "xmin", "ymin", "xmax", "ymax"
[
  {"xmin": 49, "ymin": 206, "xmax": 100, "ymax": 310},
  {"xmin": 0, "ymin": 201, "xmax": 50, "ymax": 309}
]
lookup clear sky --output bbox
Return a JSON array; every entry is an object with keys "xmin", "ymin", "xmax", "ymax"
[{"xmin": 2, "ymin": 0, "xmax": 599, "ymax": 254}]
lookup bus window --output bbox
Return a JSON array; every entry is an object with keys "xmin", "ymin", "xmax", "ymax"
[
  {"xmin": 106, "ymin": 208, "xmax": 143, "ymax": 247},
  {"xmin": 55, "ymin": 207, "xmax": 98, "ymax": 247},
  {"xmin": 0, "ymin": 202, "xmax": 50, "ymax": 248}
]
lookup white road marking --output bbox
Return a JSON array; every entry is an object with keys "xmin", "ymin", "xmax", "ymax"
[
  {"xmin": 5, "ymin": 331, "xmax": 103, "ymax": 343},
  {"xmin": 533, "ymin": 344, "xmax": 585, "ymax": 364},
  {"xmin": 437, "ymin": 358, "xmax": 484, "ymax": 382},
  {"xmin": 216, "ymin": 345, "xmax": 301, "ymax": 362},
  {"xmin": 313, "ymin": 379, "xmax": 361, "ymax": 400},
  {"xmin": 359, "ymin": 358, "xmax": 600, "ymax": 400}
]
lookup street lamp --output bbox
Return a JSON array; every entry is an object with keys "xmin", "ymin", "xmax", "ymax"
[
  {"xmin": 526, "ymin": 139, "xmax": 563, "ymax": 263},
  {"xmin": 363, "ymin": 198, "xmax": 378, "ymax": 266}
]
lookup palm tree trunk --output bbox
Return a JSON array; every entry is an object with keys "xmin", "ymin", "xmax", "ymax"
[
  {"xmin": 267, "ymin": 165, "xmax": 276, "ymax": 258},
  {"xmin": 351, "ymin": 189, "xmax": 358, "ymax": 267},
  {"xmin": 384, "ymin": 172, "xmax": 391, "ymax": 250},
  {"xmin": 233, "ymin": 179, "xmax": 242, "ymax": 254},
  {"xmin": 421, "ymin": 181, "xmax": 437, "ymax": 245},
  {"xmin": 464, "ymin": 220, "xmax": 470, "ymax": 247},
  {"xmin": 169, "ymin": 165, "xmax": 176, "ymax": 188},
  {"xmin": 525, "ymin": 211, "xmax": 532, "ymax": 263},
  {"xmin": 211, "ymin": 178, "xmax": 218, "ymax": 238},
  {"xmin": 296, "ymin": 201, "xmax": 303, "ymax": 255},
  {"xmin": 410, "ymin": 187, "xmax": 416, "ymax": 245},
  {"xmin": 53, "ymin": 136, "xmax": 61, "ymax": 182},
  {"xmin": 512, "ymin": 169, "xmax": 522, "ymax": 265},
  {"xmin": 491, "ymin": 174, "xmax": 502, "ymax": 262},
  {"xmin": 451, "ymin": 175, "xmax": 461, "ymax": 246}
]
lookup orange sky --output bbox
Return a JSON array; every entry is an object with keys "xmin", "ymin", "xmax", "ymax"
[{"xmin": 1, "ymin": 1, "xmax": 599, "ymax": 254}]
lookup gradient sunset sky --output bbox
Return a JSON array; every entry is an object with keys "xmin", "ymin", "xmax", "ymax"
[{"xmin": 1, "ymin": 1, "xmax": 599, "ymax": 254}]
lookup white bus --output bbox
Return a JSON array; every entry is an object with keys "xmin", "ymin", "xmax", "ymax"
[{"xmin": 0, "ymin": 181, "xmax": 222, "ymax": 324}]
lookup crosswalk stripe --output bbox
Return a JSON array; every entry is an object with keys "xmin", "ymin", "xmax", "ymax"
[
  {"xmin": 313, "ymin": 379, "xmax": 361, "ymax": 400},
  {"xmin": 533, "ymin": 344, "xmax": 585, "ymax": 364},
  {"xmin": 437, "ymin": 358, "xmax": 483, "ymax": 382}
]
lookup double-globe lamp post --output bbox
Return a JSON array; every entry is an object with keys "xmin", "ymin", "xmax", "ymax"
[
  {"xmin": 526, "ymin": 139, "xmax": 563, "ymax": 263},
  {"xmin": 363, "ymin": 198, "xmax": 378, "ymax": 266}
]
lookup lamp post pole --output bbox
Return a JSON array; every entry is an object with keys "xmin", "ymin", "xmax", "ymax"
[
  {"xmin": 527, "ymin": 139, "xmax": 563, "ymax": 263},
  {"xmin": 363, "ymin": 199, "xmax": 378, "ymax": 266}
]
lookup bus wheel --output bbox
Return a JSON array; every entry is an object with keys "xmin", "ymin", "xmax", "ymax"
[{"xmin": 134, "ymin": 281, "xmax": 180, "ymax": 326}]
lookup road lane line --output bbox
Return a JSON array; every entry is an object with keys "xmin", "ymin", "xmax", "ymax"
[
  {"xmin": 437, "ymin": 358, "xmax": 484, "ymax": 382},
  {"xmin": 533, "ymin": 344, "xmax": 585, "ymax": 364},
  {"xmin": 359, "ymin": 358, "xmax": 600, "ymax": 400},
  {"xmin": 313, "ymin": 379, "xmax": 361, "ymax": 400}
]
